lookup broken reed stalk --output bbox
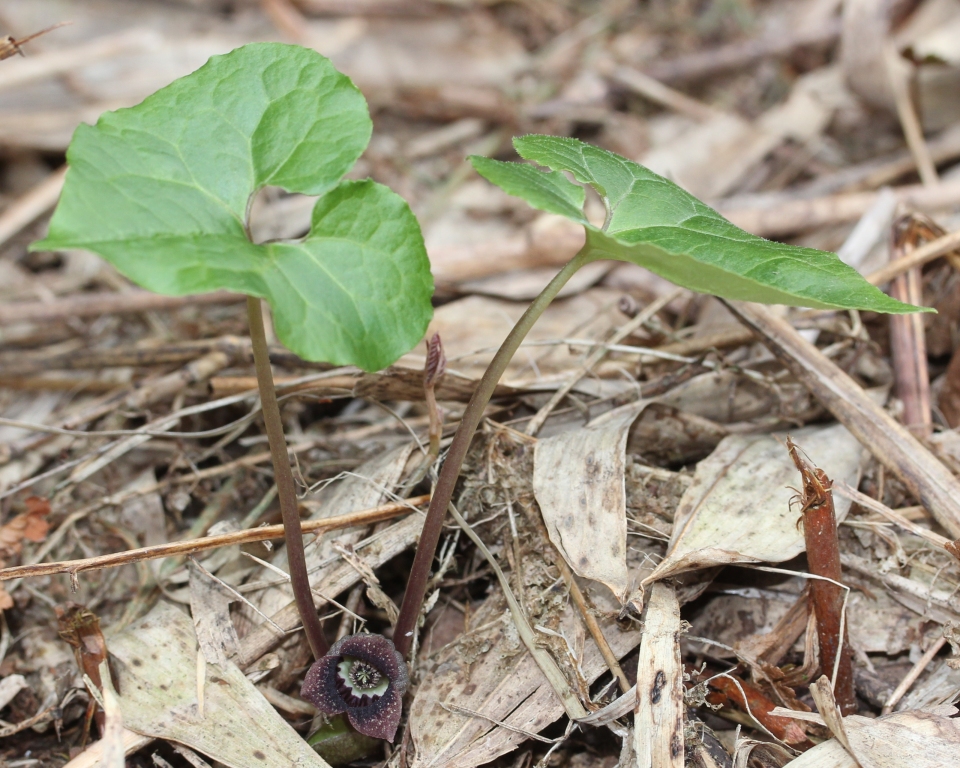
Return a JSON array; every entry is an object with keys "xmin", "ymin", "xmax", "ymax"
[
  {"xmin": 786, "ymin": 438, "xmax": 856, "ymax": 716},
  {"xmin": 392, "ymin": 247, "xmax": 591, "ymax": 658},
  {"xmin": 247, "ymin": 296, "xmax": 328, "ymax": 660},
  {"xmin": 724, "ymin": 300, "xmax": 960, "ymax": 540},
  {"xmin": 888, "ymin": 214, "xmax": 936, "ymax": 438}
]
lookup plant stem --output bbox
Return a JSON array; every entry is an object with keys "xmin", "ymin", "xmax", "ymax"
[
  {"xmin": 247, "ymin": 296, "xmax": 328, "ymax": 660},
  {"xmin": 392, "ymin": 246, "xmax": 593, "ymax": 658},
  {"xmin": 786, "ymin": 437, "xmax": 855, "ymax": 716}
]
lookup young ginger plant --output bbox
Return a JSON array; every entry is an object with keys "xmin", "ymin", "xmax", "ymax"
[
  {"xmin": 34, "ymin": 42, "xmax": 930, "ymax": 752},
  {"xmin": 33, "ymin": 43, "xmax": 432, "ymax": 746},
  {"xmin": 392, "ymin": 135, "xmax": 929, "ymax": 664}
]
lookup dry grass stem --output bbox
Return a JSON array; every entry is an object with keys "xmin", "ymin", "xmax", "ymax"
[
  {"xmin": 867, "ymin": 226, "xmax": 960, "ymax": 286},
  {"xmin": 0, "ymin": 290, "xmax": 244, "ymax": 325},
  {"xmin": 833, "ymin": 481, "xmax": 956, "ymax": 555},
  {"xmin": 882, "ymin": 635, "xmax": 948, "ymax": 714},
  {"xmin": 0, "ymin": 495, "xmax": 428, "ymax": 580}
]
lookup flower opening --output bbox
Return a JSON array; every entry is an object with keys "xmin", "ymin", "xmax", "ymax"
[{"xmin": 301, "ymin": 633, "xmax": 409, "ymax": 742}]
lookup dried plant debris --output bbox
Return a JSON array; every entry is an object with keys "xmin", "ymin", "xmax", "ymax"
[
  {"xmin": 789, "ymin": 708, "xmax": 960, "ymax": 768},
  {"xmin": 0, "ymin": 494, "xmax": 49, "ymax": 607},
  {"xmin": 533, "ymin": 400, "xmax": 650, "ymax": 602},
  {"xmin": 408, "ymin": 429, "xmax": 656, "ymax": 767},
  {"xmin": 634, "ymin": 582, "xmax": 684, "ymax": 767},
  {"xmin": 643, "ymin": 424, "xmax": 863, "ymax": 585},
  {"xmin": 6, "ymin": 1, "xmax": 960, "ymax": 767},
  {"xmin": 108, "ymin": 602, "xmax": 329, "ymax": 768}
]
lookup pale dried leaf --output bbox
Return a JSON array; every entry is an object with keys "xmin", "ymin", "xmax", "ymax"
[
  {"xmin": 397, "ymin": 288, "xmax": 631, "ymax": 386},
  {"xmin": 896, "ymin": 0, "xmax": 960, "ymax": 130},
  {"xmin": 787, "ymin": 710, "xmax": 960, "ymax": 768},
  {"xmin": 643, "ymin": 424, "xmax": 862, "ymax": 584},
  {"xmin": 810, "ymin": 676, "xmax": 855, "ymax": 758},
  {"xmin": 109, "ymin": 602, "xmax": 330, "ymax": 768},
  {"xmin": 847, "ymin": 586, "xmax": 925, "ymax": 656},
  {"xmin": 905, "ymin": 14, "xmax": 960, "ymax": 66},
  {"xmin": 189, "ymin": 559, "xmax": 240, "ymax": 666},
  {"xmin": 247, "ymin": 443, "xmax": 415, "ymax": 625},
  {"xmin": 61, "ymin": 730, "xmax": 154, "ymax": 768},
  {"xmin": 841, "ymin": 0, "xmax": 895, "ymax": 112},
  {"xmin": 409, "ymin": 588, "xmax": 642, "ymax": 767},
  {"xmin": 99, "ymin": 660, "xmax": 126, "ymax": 768},
  {"xmin": 534, "ymin": 401, "xmax": 651, "ymax": 601},
  {"xmin": 0, "ymin": 674, "xmax": 27, "ymax": 709},
  {"xmin": 657, "ymin": 369, "xmax": 797, "ymax": 424},
  {"xmin": 783, "ymin": 738, "xmax": 858, "ymax": 768},
  {"xmin": 634, "ymin": 581, "xmax": 684, "ymax": 768}
]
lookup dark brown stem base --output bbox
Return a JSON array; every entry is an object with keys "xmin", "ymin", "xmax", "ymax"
[
  {"xmin": 786, "ymin": 437, "xmax": 856, "ymax": 715},
  {"xmin": 247, "ymin": 296, "xmax": 328, "ymax": 660}
]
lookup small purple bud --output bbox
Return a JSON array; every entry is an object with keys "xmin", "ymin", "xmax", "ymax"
[
  {"xmin": 301, "ymin": 633, "xmax": 409, "ymax": 742},
  {"xmin": 424, "ymin": 333, "xmax": 446, "ymax": 389}
]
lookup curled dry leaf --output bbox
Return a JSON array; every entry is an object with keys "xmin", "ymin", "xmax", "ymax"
[
  {"xmin": 0, "ymin": 495, "xmax": 51, "ymax": 553},
  {"xmin": 108, "ymin": 601, "xmax": 329, "ymax": 768},
  {"xmin": 534, "ymin": 399, "xmax": 720, "ymax": 604},
  {"xmin": 0, "ymin": 496, "xmax": 51, "ymax": 609},
  {"xmin": 533, "ymin": 400, "xmax": 651, "ymax": 602},
  {"xmin": 57, "ymin": 602, "xmax": 112, "ymax": 734},
  {"xmin": 642, "ymin": 423, "xmax": 862, "ymax": 587},
  {"xmin": 786, "ymin": 709, "xmax": 960, "ymax": 768}
]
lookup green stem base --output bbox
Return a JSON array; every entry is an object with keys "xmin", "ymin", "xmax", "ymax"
[{"xmin": 308, "ymin": 714, "xmax": 381, "ymax": 765}]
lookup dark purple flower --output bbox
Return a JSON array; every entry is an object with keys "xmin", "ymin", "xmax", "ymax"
[{"xmin": 301, "ymin": 633, "xmax": 409, "ymax": 742}]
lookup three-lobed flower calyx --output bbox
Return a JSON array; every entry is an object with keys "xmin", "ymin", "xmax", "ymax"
[{"xmin": 301, "ymin": 633, "xmax": 409, "ymax": 742}]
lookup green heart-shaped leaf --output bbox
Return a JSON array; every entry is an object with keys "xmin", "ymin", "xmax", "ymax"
[
  {"xmin": 471, "ymin": 135, "xmax": 925, "ymax": 314},
  {"xmin": 33, "ymin": 43, "xmax": 434, "ymax": 370}
]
